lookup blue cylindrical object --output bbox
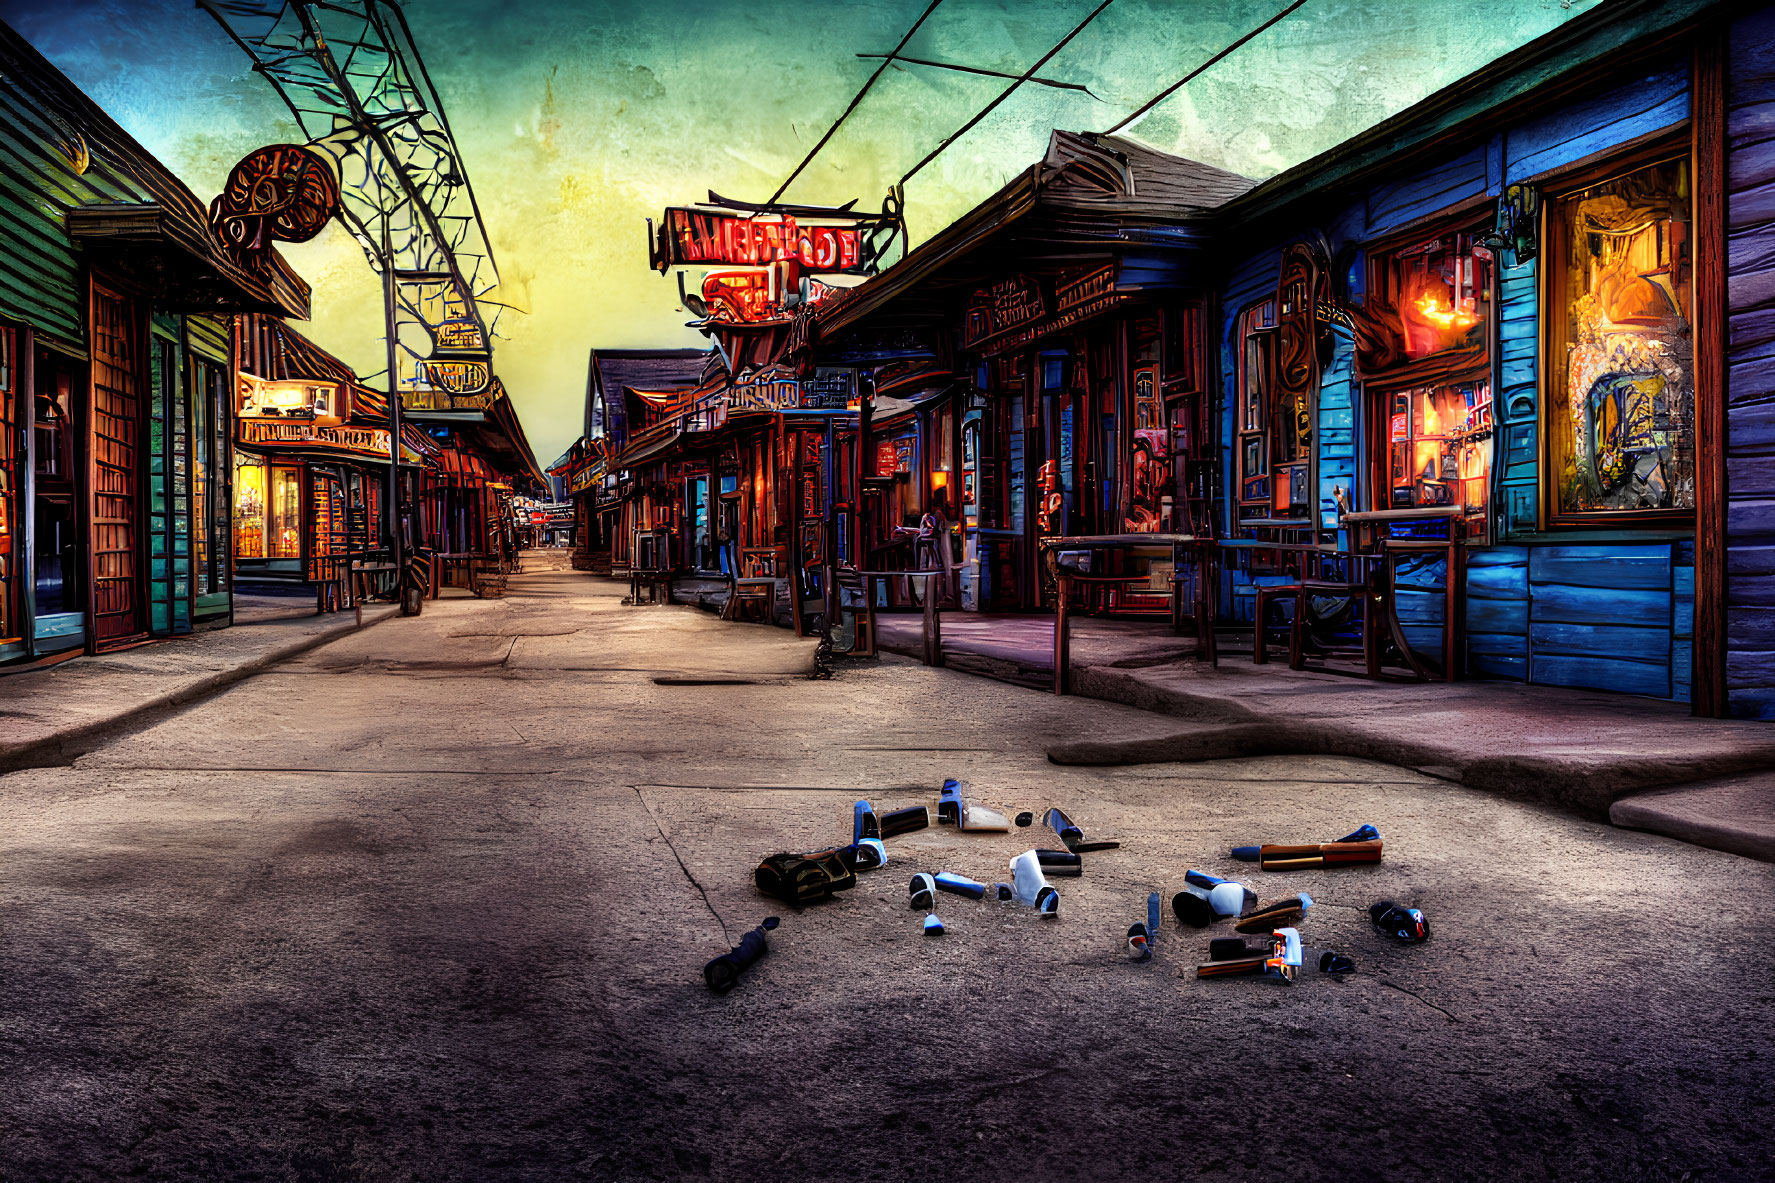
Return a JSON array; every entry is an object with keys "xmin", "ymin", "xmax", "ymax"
[
  {"xmin": 854, "ymin": 799, "xmax": 879, "ymax": 843},
  {"xmin": 1230, "ymin": 846, "xmax": 1262, "ymax": 862},
  {"xmin": 934, "ymin": 871, "xmax": 987, "ymax": 900}
]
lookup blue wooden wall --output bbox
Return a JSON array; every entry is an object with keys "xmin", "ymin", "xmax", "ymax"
[
  {"xmin": 1209, "ymin": 48, "xmax": 1698, "ymax": 700},
  {"xmin": 1726, "ymin": 8, "xmax": 1775, "ymax": 718}
]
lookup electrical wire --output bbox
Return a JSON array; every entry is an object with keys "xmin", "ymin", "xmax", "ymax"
[
  {"xmin": 899, "ymin": 0, "xmax": 1116, "ymax": 186},
  {"xmin": 767, "ymin": 0, "xmax": 946, "ymax": 205},
  {"xmin": 1103, "ymin": 0, "xmax": 1311, "ymax": 136}
]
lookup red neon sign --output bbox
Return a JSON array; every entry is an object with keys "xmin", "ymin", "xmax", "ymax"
[{"xmin": 656, "ymin": 208, "xmax": 862, "ymax": 272}]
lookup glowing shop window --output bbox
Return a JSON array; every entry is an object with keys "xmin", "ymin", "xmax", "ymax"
[
  {"xmin": 1384, "ymin": 380, "xmax": 1493, "ymax": 515},
  {"xmin": 268, "ymin": 466, "xmax": 302, "ymax": 559},
  {"xmin": 234, "ymin": 458, "xmax": 266, "ymax": 559},
  {"xmin": 1551, "ymin": 157, "xmax": 1693, "ymax": 516}
]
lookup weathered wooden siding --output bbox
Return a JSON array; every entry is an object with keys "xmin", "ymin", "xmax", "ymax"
[
  {"xmin": 1497, "ymin": 253, "xmax": 1540, "ymax": 538},
  {"xmin": 1317, "ymin": 337, "xmax": 1357, "ymax": 530},
  {"xmin": 1504, "ymin": 63, "xmax": 1690, "ymax": 183},
  {"xmin": 0, "ymin": 71, "xmax": 151, "ymax": 345},
  {"xmin": 1726, "ymin": 6, "xmax": 1775, "ymax": 718}
]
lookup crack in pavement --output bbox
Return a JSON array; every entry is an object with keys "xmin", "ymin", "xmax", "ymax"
[{"xmin": 632, "ymin": 784, "xmax": 730, "ymax": 945}]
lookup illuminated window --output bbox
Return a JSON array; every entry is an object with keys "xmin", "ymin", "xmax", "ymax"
[
  {"xmin": 1363, "ymin": 226, "xmax": 1493, "ymax": 375},
  {"xmin": 1547, "ymin": 156, "xmax": 1693, "ymax": 519},
  {"xmin": 234, "ymin": 455, "xmax": 267, "ymax": 559},
  {"xmin": 1382, "ymin": 380, "xmax": 1493, "ymax": 517},
  {"xmin": 268, "ymin": 465, "xmax": 302, "ymax": 558}
]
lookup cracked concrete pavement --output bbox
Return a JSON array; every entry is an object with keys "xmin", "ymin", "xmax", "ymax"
[{"xmin": 0, "ymin": 560, "xmax": 1771, "ymax": 1182}]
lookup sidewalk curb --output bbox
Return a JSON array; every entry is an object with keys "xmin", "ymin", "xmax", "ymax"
[
  {"xmin": 0, "ymin": 605, "xmax": 401, "ymax": 776},
  {"xmin": 1052, "ymin": 663, "xmax": 1775, "ymax": 820}
]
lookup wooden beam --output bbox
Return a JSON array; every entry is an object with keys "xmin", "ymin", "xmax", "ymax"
[{"xmin": 1692, "ymin": 25, "xmax": 1728, "ymax": 717}]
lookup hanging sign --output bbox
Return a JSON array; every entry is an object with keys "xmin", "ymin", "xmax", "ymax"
[
  {"xmin": 210, "ymin": 144, "xmax": 339, "ymax": 252},
  {"xmin": 653, "ymin": 208, "xmax": 867, "ymax": 273}
]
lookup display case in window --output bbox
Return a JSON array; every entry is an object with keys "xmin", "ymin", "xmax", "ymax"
[
  {"xmin": 1382, "ymin": 379, "xmax": 1494, "ymax": 523},
  {"xmin": 1544, "ymin": 154, "xmax": 1693, "ymax": 522}
]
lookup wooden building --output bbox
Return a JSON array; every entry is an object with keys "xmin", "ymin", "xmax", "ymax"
[
  {"xmin": 0, "ymin": 21, "xmax": 308, "ymax": 663},
  {"xmin": 231, "ymin": 314, "xmax": 418, "ymax": 597},
  {"xmin": 566, "ymin": 348, "xmax": 713, "ymax": 573},
  {"xmin": 806, "ymin": 130, "xmax": 1255, "ymax": 612},
  {"xmin": 1202, "ymin": 0, "xmax": 1767, "ymax": 715}
]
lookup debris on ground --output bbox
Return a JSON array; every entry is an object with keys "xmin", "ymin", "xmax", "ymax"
[{"xmin": 703, "ymin": 916, "xmax": 779, "ymax": 994}]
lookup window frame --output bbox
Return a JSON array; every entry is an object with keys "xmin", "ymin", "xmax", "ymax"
[
  {"xmin": 1233, "ymin": 298, "xmax": 1277, "ymax": 517},
  {"xmin": 1537, "ymin": 137, "xmax": 1697, "ymax": 530},
  {"xmin": 1358, "ymin": 204, "xmax": 1498, "ymax": 388}
]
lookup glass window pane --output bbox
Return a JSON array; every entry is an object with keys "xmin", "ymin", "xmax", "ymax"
[
  {"xmin": 234, "ymin": 457, "xmax": 266, "ymax": 559},
  {"xmin": 1553, "ymin": 158, "xmax": 1693, "ymax": 515},
  {"xmin": 269, "ymin": 465, "xmax": 302, "ymax": 558}
]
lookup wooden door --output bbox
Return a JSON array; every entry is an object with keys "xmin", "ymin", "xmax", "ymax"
[{"xmin": 89, "ymin": 282, "xmax": 145, "ymax": 646}]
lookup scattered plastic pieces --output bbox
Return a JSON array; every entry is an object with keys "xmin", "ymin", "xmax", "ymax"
[
  {"xmin": 934, "ymin": 871, "xmax": 989, "ymax": 900},
  {"xmin": 959, "ymin": 800, "xmax": 1011, "ymax": 832},
  {"xmin": 1318, "ymin": 950, "xmax": 1356, "ymax": 975},
  {"xmin": 937, "ymin": 780, "xmax": 964, "ymax": 826},
  {"xmin": 703, "ymin": 916, "xmax": 779, "ymax": 994},
  {"xmin": 854, "ymin": 800, "xmax": 880, "ymax": 843},
  {"xmin": 879, "ymin": 806, "xmax": 930, "ymax": 838},
  {"xmin": 1043, "ymin": 806, "xmax": 1120, "ymax": 853},
  {"xmin": 1126, "ymin": 892, "xmax": 1161, "ymax": 961},
  {"xmin": 1231, "ymin": 824, "xmax": 1377, "ymax": 862},
  {"xmin": 1233, "ymin": 893, "xmax": 1313, "ymax": 934},
  {"xmin": 1195, "ymin": 927, "xmax": 1302, "ymax": 982},
  {"xmin": 1369, "ymin": 901, "xmax": 1430, "ymax": 942},
  {"xmin": 842, "ymin": 839, "xmax": 887, "ymax": 871},
  {"xmin": 1209, "ymin": 937, "xmax": 1263, "ymax": 961},
  {"xmin": 1034, "ymin": 849, "xmax": 1083, "ymax": 877},
  {"xmin": 1171, "ymin": 889, "xmax": 1215, "ymax": 928},
  {"xmin": 1009, "ymin": 850, "xmax": 1059, "ymax": 916}
]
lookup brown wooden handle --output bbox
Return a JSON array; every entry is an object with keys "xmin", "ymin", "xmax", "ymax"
[{"xmin": 1196, "ymin": 955, "xmax": 1269, "ymax": 978}]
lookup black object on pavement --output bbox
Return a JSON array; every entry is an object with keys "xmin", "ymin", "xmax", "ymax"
[
  {"xmin": 1015, "ymin": 812, "xmax": 1034, "ymax": 828},
  {"xmin": 1368, "ymin": 901, "xmax": 1430, "ymax": 942},
  {"xmin": 1319, "ymin": 950, "xmax": 1356, "ymax": 974},
  {"xmin": 1171, "ymin": 890, "xmax": 1215, "ymax": 929},
  {"xmin": 879, "ymin": 806, "xmax": 931, "ymax": 838},
  {"xmin": 755, "ymin": 849, "xmax": 857, "ymax": 903},
  {"xmin": 704, "ymin": 917, "xmax": 779, "ymax": 994},
  {"xmin": 1209, "ymin": 937, "xmax": 1265, "ymax": 961}
]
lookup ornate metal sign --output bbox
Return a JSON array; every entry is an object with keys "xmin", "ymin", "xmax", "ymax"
[{"xmin": 210, "ymin": 144, "xmax": 340, "ymax": 252}]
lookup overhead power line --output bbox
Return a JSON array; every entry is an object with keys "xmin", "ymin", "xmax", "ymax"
[
  {"xmin": 856, "ymin": 53, "xmax": 1101, "ymax": 98},
  {"xmin": 900, "ymin": 0, "xmax": 1116, "ymax": 186},
  {"xmin": 1104, "ymin": 0, "xmax": 1311, "ymax": 136},
  {"xmin": 768, "ymin": 0, "xmax": 945, "ymax": 205}
]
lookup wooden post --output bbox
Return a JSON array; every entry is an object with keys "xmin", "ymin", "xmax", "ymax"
[
  {"xmin": 922, "ymin": 572, "xmax": 943, "ymax": 667},
  {"xmin": 1693, "ymin": 28, "xmax": 1728, "ymax": 716},
  {"xmin": 1053, "ymin": 571, "xmax": 1071, "ymax": 695},
  {"xmin": 1445, "ymin": 540, "xmax": 1466, "ymax": 682}
]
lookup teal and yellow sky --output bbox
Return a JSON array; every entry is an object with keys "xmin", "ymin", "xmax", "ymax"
[{"xmin": 2, "ymin": 0, "xmax": 1599, "ymax": 464}]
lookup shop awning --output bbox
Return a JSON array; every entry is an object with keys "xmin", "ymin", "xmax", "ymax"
[
  {"xmin": 65, "ymin": 202, "xmax": 309, "ymax": 319},
  {"xmin": 611, "ymin": 424, "xmax": 683, "ymax": 470}
]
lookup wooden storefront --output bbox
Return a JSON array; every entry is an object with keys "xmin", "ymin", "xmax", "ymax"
[{"xmin": 0, "ymin": 24, "xmax": 308, "ymax": 663}]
